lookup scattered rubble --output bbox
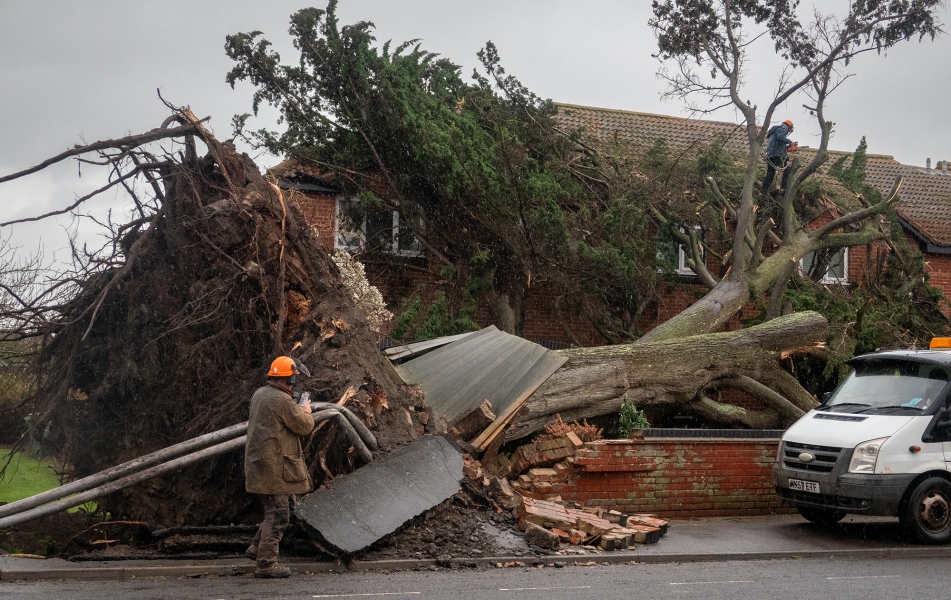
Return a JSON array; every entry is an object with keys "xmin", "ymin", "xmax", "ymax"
[{"xmin": 523, "ymin": 522, "xmax": 560, "ymax": 550}]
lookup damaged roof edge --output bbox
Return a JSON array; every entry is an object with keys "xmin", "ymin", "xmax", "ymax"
[
  {"xmin": 895, "ymin": 213, "xmax": 951, "ymax": 255},
  {"xmin": 277, "ymin": 179, "xmax": 339, "ymax": 194}
]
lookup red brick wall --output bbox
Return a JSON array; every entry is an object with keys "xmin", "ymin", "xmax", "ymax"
[
  {"xmin": 923, "ymin": 250, "xmax": 951, "ymax": 317},
  {"xmin": 289, "ymin": 186, "xmax": 951, "ymax": 357},
  {"xmin": 290, "ymin": 190, "xmax": 336, "ymax": 250},
  {"xmin": 543, "ymin": 439, "xmax": 791, "ymax": 518}
]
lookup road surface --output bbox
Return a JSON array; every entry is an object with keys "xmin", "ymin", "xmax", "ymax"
[{"xmin": 2, "ymin": 555, "xmax": 947, "ymax": 600}]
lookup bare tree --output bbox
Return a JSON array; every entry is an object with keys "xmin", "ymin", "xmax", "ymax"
[
  {"xmin": 640, "ymin": 0, "xmax": 941, "ymax": 342},
  {"xmin": 509, "ymin": 1, "xmax": 944, "ymax": 435}
]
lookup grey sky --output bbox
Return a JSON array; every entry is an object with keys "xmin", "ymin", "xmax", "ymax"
[{"xmin": 1, "ymin": 1, "xmax": 948, "ymax": 259}]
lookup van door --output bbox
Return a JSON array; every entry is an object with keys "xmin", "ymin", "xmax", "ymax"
[{"xmin": 924, "ymin": 402, "xmax": 951, "ymax": 469}]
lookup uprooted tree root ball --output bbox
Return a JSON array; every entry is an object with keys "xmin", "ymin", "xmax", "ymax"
[{"xmin": 1, "ymin": 107, "xmax": 422, "ymax": 526}]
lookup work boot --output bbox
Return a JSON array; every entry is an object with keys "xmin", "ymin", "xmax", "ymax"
[
  {"xmin": 245, "ymin": 546, "xmax": 257, "ymax": 560},
  {"xmin": 254, "ymin": 563, "xmax": 291, "ymax": 579}
]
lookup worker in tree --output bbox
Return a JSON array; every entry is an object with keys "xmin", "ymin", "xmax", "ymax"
[
  {"xmin": 244, "ymin": 356, "xmax": 314, "ymax": 579},
  {"xmin": 761, "ymin": 119, "xmax": 798, "ymax": 195}
]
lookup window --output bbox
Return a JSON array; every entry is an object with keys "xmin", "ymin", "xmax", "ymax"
[
  {"xmin": 657, "ymin": 226, "xmax": 703, "ymax": 276},
  {"xmin": 801, "ymin": 248, "xmax": 848, "ymax": 284},
  {"xmin": 335, "ymin": 196, "xmax": 423, "ymax": 257}
]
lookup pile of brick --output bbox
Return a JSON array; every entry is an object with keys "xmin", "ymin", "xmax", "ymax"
[
  {"xmin": 508, "ymin": 433, "xmax": 582, "ymax": 475},
  {"xmin": 509, "ymin": 436, "xmax": 583, "ymax": 501},
  {"xmin": 519, "ymin": 498, "xmax": 667, "ymax": 551},
  {"xmin": 458, "ymin": 432, "xmax": 670, "ymax": 552}
]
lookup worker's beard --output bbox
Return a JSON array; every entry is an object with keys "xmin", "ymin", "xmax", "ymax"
[{"xmin": 268, "ymin": 378, "xmax": 295, "ymax": 395}]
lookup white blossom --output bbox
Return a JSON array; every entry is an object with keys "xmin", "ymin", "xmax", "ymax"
[{"xmin": 331, "ymin": 251, "xmax": 392, "ymax": 334}]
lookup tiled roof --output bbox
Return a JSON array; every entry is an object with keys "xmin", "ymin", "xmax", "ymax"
[
  {"xmin": 555, "ymin": 103, "xmax": 951, "ymax": 248},
  {"xmin": 268, "ymin": 158, "xmax": 339, "ymax": 190},
  {"xmin": 555, "ymin": 103, "xmax": 750, "ymax": 156}
]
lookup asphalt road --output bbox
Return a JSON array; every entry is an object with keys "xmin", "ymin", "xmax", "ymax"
[{"xmin": 2, "ymin": 556, "xmax": 949, "ymax": 600}]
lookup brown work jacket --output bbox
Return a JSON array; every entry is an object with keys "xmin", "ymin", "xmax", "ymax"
[{"xmin": 245, "ymin": 383, "xmax": 315, "ymax": 495}]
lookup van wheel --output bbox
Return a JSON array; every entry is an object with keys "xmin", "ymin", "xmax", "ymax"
[
  {"xmin": 901, "ymin": 477, "xmax": 951, "ymax": 544},
  {"xmin": 797, "ymin": 505, "xmax": 846, "ymax": 527}
]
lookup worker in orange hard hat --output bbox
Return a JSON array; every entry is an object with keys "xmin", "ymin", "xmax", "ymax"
[
  {"xmin": 761, "ymin": 119, "xmax": 798, "ymax": 195},
  {"xmin": 244, "ymin": 356, "xmax": 314, "ymax": 579}
]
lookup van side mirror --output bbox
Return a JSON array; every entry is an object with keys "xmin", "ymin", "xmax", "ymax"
[
  {"xmin": 821, "ymin": 392, "xmax": 832, "ymax": 403},
  {"xmin": 924, "ymin": 405, "xmax": 951, "ymax": 443}
]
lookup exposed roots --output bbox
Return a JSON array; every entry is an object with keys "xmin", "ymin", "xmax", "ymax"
[{"xmin": 1, "ymin": 108, "xmax": 415, "ymax": 526}]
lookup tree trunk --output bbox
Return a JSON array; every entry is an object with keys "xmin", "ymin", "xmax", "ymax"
[
  {"xmin": 636, "ymin": 278, "xmax": 750, "ymax": 343},
  {"xmin": 506, "ymin": 311, "xmax": 825, "ymax": 440}
]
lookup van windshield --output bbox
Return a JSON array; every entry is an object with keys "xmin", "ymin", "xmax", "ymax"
[{"xmin": 822, "ymin": 360, "xmax": 950, "ymax": 414}]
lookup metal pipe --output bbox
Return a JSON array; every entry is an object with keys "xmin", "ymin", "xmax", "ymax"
[
  {"xmin": 0, "ymin": 436, "xmax": 248, "ymax": 530},
  {"xmin": 0, "ymin": 421, "xmax": 249, "ymax": 520},
  {"xmin": 311, "ymin": 409, "xmax": 373, "ymax": 463},
  {"xmin": 0, "ymin": 408, "xmax": 376, "ymax": 527},
  {"xmin": 310, "ymin": 402, "xmax": 379, "ymax": 451}
]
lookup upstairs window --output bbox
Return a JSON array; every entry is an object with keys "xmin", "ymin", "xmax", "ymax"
[
  {"xmin": 801, "ymin": 248, "xmax": 848, "ymax": 284},
  {"xmin": 335, "ymin": 196, "xmax": 423, "ymax": 257},
  {"xmin": 657, "ymin": 226, "xmax": 703, "ymax": 276}
]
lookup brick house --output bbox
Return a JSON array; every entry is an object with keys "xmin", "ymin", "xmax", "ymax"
[{"xmin": 273, "ymin": 103, "xmax": 951, "ymax": 348}]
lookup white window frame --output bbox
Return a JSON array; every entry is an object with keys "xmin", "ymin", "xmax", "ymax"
[
  {"xmin": 800, "ymin": 247, "xmax": 849, "ymax": 284},
  {"xmin": 334, "ymin": 196, "xmax": 424, "ymax": 258},
  {"xmin": 334, "ymin": 196, "xmax": 366, "ymax": 253},
  {"xmin": 658, "ymin": 226, "xmax": 703, "ymax": 276},
  {"xmin": 676, "ymin": 239, "xmax": 697, "ymax": 276}
]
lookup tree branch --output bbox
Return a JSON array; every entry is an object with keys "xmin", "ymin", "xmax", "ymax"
[
  {"xmin": 0, "ymin": 124, "xmax": 200, "ymax": 185},
  {"xmin": 718, "ymin": 374, "xmax": 805, "ymax": 423},
  {"xmin": 812, "ymin": 175, "xmax": 904, "ymax": 238}
]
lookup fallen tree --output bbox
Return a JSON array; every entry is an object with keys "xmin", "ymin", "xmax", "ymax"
[
  {"xmin": 508, "ymin": 310, "xmax": 825, "ymax": 439},
  {"xmin": 225, "ymin": 2, "xmax": 944, "ymax": 431},
  {"xmin": 0, "ymin": 105, "xmax": 419, "ymax": 525},
  {"xmin": 0, "ymin": 5, "xmax": 945, "ymax": 530}
]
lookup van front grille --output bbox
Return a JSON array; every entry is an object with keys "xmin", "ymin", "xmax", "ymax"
[{"xmin": 782, "ymin": 441, "xmax": 843, "ymax": 473}]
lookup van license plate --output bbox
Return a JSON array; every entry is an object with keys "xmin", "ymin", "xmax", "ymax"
[{"xmin": 789, "ymin": 479, "xmax": 820, "ymax": 494}]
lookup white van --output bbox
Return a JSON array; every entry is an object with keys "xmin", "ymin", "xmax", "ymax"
[{"xmin": 773, "ymin": 341, "xmax": 951, "ymax": 543}]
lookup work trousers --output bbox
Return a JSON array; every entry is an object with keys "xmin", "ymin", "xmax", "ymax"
[
  {"xmin": 762, "ymin": 156, "xmax": 790, "ymax": 193},
  {"xmin": 250, "ymin": 494, "xmax": 291, "ymax": 567}
]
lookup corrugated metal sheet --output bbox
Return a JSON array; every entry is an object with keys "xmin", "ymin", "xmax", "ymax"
[
  {"xmin": 383, "ymin": 332, "xmax": 474, "ymax": 363},
  {"xmin": 394, "ymin": 327, "xmax": 568, "ymax": 436}
]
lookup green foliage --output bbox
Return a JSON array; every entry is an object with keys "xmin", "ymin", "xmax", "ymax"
[
  {"xmin": 413, "ymin": 291, "xmax": 479, "ymax": 339},
  {"xmin": 651, "ymin": 1, "xmax": 942, "ymax": 73},
  {"xmin": 747, "ymin": 137, "xmax": 951, "ymax": 392},
  {"xmin": 390, "ymin": 277, "xmax": 481, "ymax": 341},
  {"xmin": 828, "ymin": 136, "xmax": 884, "ymax": 205},
  {"xmin": 38, "ymin": 537, "xmax": 59, "ymax": 557},
  {"xmin": 618, "ymin": 395, "xmax": 650, "ymax": 437},
  {"xmin": 225, "ymin": 2, "xmax": 670, "ymax": 340},
  {"xmin": 829, "ymin": 137, "xmax": 868, "ymax": 190},
  {"xmin": 390, "ymin": 294, "xmax": 421, "ymax": 340},
  {"xmin": 0, "ymin": 543, "xmax": 23, "ymax": 555},
  {"xmin": 0, "ymin": 448, "xmax": 59, "ymax": 503}
]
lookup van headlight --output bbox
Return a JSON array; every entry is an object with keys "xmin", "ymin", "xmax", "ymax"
[{"xmin": 848, "ymin": 437, "xmax": 888, "ymax": 473}]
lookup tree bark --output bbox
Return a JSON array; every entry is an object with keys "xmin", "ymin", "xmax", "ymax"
[
  {"xmin": 635, "ymin": 279, "xmax": 751, "ymax": 343},
  {"xmin": 506, "ymin": 311, "xmax": 825, "ymax": 440}
]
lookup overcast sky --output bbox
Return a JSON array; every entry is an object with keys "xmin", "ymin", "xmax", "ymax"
[{"xmin": 1, "ymin": 1, "xmax": 948, "ymax": 261}]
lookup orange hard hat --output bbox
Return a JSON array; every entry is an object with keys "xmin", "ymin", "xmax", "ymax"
[
  {"xmin": 783, "ymin": 119, "xmax": 794, "ymax": 128},
  {"xmin": 269, "ymin": 356, "xmax": 297, "ymax": 377}
]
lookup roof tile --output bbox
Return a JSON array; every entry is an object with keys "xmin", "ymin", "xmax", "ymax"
[{"xmin": 555, "ymin": 103, "xmax": 951, "ymax": 247}]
